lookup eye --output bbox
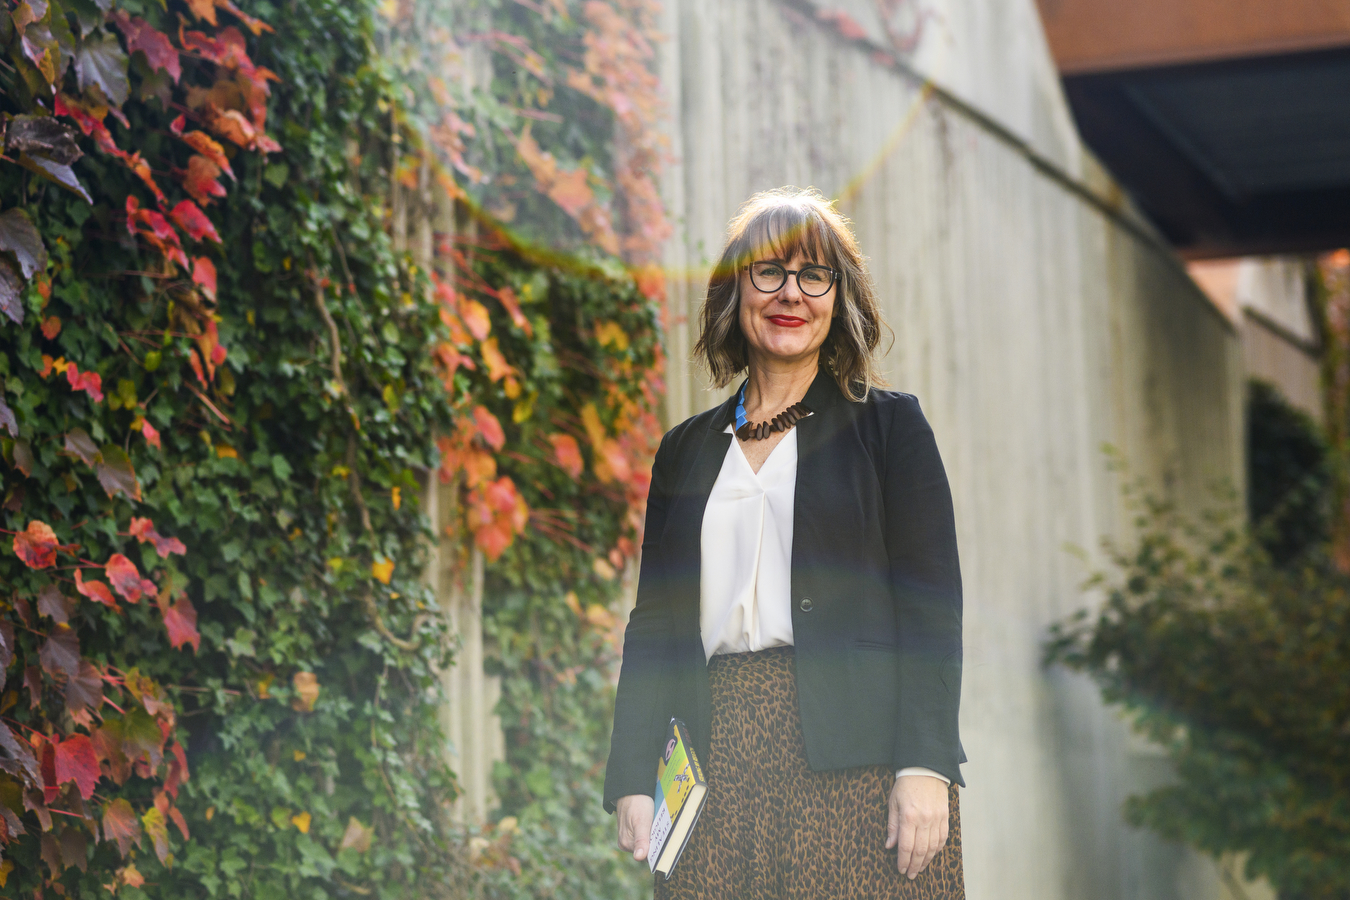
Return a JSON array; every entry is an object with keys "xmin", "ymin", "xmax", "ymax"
[
  {"xmin": 800, "ymin": 267, "xmax": 830, "ymax": 287},
  {"xmin": 753, "ymin": 262, "xmax": 785, "ymax": 279}
]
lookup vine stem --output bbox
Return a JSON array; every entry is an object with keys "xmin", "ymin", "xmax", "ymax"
[{"xmin": 309, "ymin": 263, "xmax": 427, "ymax": 652}]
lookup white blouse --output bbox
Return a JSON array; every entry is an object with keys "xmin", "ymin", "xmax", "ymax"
[{"xmin": 699, "ymin": 422, "xmax": 948, "ymax": 784}]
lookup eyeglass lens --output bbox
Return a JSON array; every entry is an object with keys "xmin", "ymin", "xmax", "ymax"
[{"xmin": 749, "ymin": 262, "xmax": 835, "ymax": 296}]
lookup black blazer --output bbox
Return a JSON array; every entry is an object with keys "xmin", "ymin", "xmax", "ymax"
[{"xmin": 603, "ymin": 370, "xmax": 964, "ymax": 813}]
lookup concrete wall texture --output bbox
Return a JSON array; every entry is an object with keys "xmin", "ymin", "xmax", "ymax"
[{"xmin": 654, "ymin": 1, "xmax": 1252, "ymax": 897}]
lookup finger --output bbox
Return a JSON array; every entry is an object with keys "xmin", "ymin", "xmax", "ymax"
[
  {"xmin": 895, "ymin": 822, "xmax": 918, "ymax": 876},
  {"xmin": 885, "ymin": 798, "xmax": 901, "ymax": 849},
  {"xmin": 906, "ymin": 825, "xmax": 932, "ymax": 880},
  {"xmin": 918, "ymin": 821, "xmax": 941, "ymax": 874}
]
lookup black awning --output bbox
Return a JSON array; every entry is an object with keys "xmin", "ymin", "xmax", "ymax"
[{"xmin": 1063, "ymin": 46, "xmax": 1350, "ymax": 258}]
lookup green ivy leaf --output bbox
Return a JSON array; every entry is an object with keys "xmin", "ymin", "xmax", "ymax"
[{"xmin": 74, "ymin": 30, "xmax": 129, "ymax": 107}]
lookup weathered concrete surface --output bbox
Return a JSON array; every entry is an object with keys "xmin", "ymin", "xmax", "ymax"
[{"xmin": 656, "ymin": 1, "xmax": 1250, "ymax": 897}]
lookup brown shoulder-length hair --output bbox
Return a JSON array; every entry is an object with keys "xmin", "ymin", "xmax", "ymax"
[{"xmin": 692, "ymin": 186, "xmax": 886, "ymax": 402}]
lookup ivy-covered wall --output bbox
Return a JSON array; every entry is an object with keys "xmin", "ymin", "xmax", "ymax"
[{"xmin": 1, "ymin": 0, "xmax": 666, "ymax": 896}]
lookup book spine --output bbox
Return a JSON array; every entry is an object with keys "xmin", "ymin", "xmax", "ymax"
[{"xmin": 676, "ymin": 721, "xmax": 705, "ymax": 785}]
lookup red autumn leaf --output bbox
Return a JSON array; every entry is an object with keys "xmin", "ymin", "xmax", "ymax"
[
  {"xmin": 64, "ymin": 363, "xmax": 104, "ymax": 402},
  {"xmin": 495, "ymin": 286, "xmax": 533, "ymax": 336},
  {"xmin": 168, "ymin": 804, "xmax": 190, "ymax": 841},
  {"xmin": 181, "ymin": 154, "xmax": 227, "ymax": 205},
  {"xmin": 75, "ymin": 569, "xmax": 117, "ymax": 607},
  {"xmin": 54, "ymin": 734, "xmax": 100, "ymax": 800},
  {"xmin": 39, "ymin": 624, "xmax": 79, "ymax": 679},
  {"xmin": 41, "ymin": 315, "xmax": 61, "ymax": 339},
  {"xmin": 13, "ymin": 520, "xmax": 59, "ymax": 568},
  {"xmin": 170, "ymin": 114, "xmax": 186, "ymax": 136},
  {"xmin": 128, "ymin": 517, "xmax": 187, "ymax": 558},
  {"xmin": 192, "ymin": 256, "xmax": 218, "ymax": 302},
  {"xmin": 164, "ymin": 742, "xmax": 189, "ymax": 798},
  {"xmin": 181, "ymin": 131, "xmax": 234, "ymax": 179},
  {"xmin": 133, "ymin": 417, "xmax": 162, "ymax": 450},
  {"xmin": 188, "ymin": 347, "xmax": 207, "ymax": 387},
  {"xmin": 472, "ymin": 405, "xmax": 505, "ymax": 450},
  {"xmin": 160, "ymin": 593, "xmax": 200, "ymax": 652},
  {"xmin": 105, "ymin": 554, "xmax": 156, "ymax": 603},
  {"xmin": 549, "ymin": 433, "xmax": 584, "ymax": 479},
  {"xmin": 169, "ymin": 199, "xmax": 222, "ymax": 244},
  {"xmin": 475, "ymin": 517, "xmax": 514, "ymax": 562},
  {"xmin": 126, "ymin": 196, "xmax": 191, "ymax": 270},
  {"xmin": 102, "ymin": 798, "xmax": 141, "ymax": 857},
  {"xmin": 110, "ymin": 12, "xmax": 181, "ymax": 82}
]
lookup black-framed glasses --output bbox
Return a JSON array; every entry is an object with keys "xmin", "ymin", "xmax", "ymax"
[{"xmin": 745, "ymin": 260, "xmax": 837, "ymax": 297}]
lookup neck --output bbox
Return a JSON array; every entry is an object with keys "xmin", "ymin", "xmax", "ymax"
[{"xmin": 743, "ymin": 353, "xmax": 819, "ymax": 415}]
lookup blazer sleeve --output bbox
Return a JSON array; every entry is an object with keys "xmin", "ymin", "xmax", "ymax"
[
  {"xmin": 883, "ymin": 396, "xmax": 964, "ymax": 783},
  {"xmin": 603, "ymin": 431, "xmax": 678, "ymax": 813}
]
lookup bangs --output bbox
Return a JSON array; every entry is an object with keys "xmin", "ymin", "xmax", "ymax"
[{"xmin": 736, "ymin": 204, "xmax": 838, "ymax": 269}]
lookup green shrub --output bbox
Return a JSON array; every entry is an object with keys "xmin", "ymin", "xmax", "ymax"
[{"xmin": 1047, "ymin": 485, "xmax": 1350, "ymax": 900}]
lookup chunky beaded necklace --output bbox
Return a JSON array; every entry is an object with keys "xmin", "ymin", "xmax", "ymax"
[{"xmin": 734, "ymin": 383, "xmax": 813, "ymax": 441}]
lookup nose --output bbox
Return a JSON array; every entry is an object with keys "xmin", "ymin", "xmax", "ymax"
[{"xmin": 777, "ymin": 273, "xmax": 804, "ymax": 303}]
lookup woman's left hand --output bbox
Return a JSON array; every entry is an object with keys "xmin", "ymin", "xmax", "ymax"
[{"xmin": 885, "ymin": 774, "xmax": 949, "ymax": 879}]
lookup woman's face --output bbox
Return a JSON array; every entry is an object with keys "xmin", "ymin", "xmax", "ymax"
[{"xmin": 738, "ymin": 250, "xmax": 836, "ymax": 368}]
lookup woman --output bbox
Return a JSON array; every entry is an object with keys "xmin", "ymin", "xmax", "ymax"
[{"xmin": 605, "ymin": 187, "xmax": 965, "ymax": 899}]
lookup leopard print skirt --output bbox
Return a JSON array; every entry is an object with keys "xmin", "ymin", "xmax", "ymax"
[{"xmin": 654, "ymin": 647, "xmax": 964, "ymax": 900}]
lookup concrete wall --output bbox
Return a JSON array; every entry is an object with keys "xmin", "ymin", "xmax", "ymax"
[{"xmin": 656, "ymin": 1, "xmax": 1249, "ymax": 897}]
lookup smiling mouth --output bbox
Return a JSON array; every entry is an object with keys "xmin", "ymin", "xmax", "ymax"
[{"xmin": 767, "ymin": 315, "xmax": 807, "ymax": 327}]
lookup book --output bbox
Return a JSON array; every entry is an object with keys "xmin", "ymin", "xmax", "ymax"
[{"xmin": 649, "ymin": 717, "xmax": 707, "ymax": 879}]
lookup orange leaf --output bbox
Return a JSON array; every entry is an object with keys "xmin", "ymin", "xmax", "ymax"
[
  {"xmin": 182, "ymin": 155, "xmax": 227, "ymax": 205},
  {"xmin": 185, "ymin": 0, "xmax": 217, "ymax": 25},
  {"xmin": 40, "ymin": 315, "xmax": 61, "ymax": 339},
  {"xmin": 472, "ymin": 406, "xmax": 505, "ymax": 450},
  {"xmin": 291, "ymin": 672, "xmax": 319, "ymax": 712},
  {"xmin": 128, "ymin": 518, "xmax": 187, "ymax": 558},
  {"xmin": 75, "ymin": 569, "xmax": 117, "ymax": 607},
  {"xmin": 214, "ymin": 0, "xmax": 274, "ymax": 36},
  {"xmin": 160, "ymin": 594, "xmax": 200, "ymax": 652},
  {"xmin": 495, "ymin": 286, "xmax": 532, "ymax": 336},
  {"xmin": 105, "ymin": 554, "xmax": 156, "ymax": 603},
  {"xmin": 181, "ymin": 132, "xmax": 234, "ymax": 179},
  {"xmin": 459, "ymin": 298, "xmax": 491, "ymax": 341},
  {"xmin": 54, "ymin": 734, "xmax": 100, "ymax": 800},
  {"xmin": 549, "ymin": 434, "xmax": 584, "ymax": 479},
  {"xmin": 480, "ymin": 337, "xmax": 512, "ymax": 382},
  {"xmin": 13, "ymin": 520, "xmax": 59, "ymax": 568}
]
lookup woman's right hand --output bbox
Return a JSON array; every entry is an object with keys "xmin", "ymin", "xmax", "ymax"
[{"xmin": 615, "ymin": 794, "xmax": 654, "ymax": 861}]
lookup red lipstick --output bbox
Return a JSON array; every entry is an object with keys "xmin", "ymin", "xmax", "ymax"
[{"xmin": 767, "ymin": 315, "xmax": 807, "ymax": 328}]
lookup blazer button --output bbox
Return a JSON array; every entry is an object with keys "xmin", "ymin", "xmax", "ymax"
[{"xmin": 799, "ymin": 598, "xmax": 814, "ymax": 612}]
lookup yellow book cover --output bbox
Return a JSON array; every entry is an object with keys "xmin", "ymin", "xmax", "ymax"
[{"xmin": 649, "ymin": 718, "xmax": 707, "ymax": 878}]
